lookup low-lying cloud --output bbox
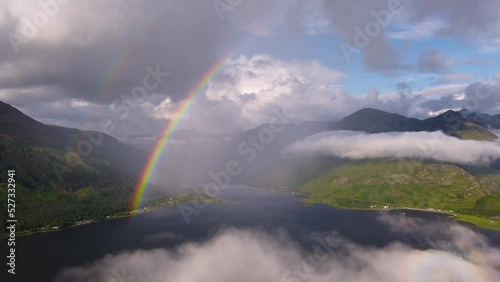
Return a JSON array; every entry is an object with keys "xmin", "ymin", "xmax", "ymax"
[
  {"xmin": 55, "ymin": 223, "xmax": 500, "ymax": 282},
  {"xmin": 284, "ymin": 130, "xmax": 500, "ymax": 165}
]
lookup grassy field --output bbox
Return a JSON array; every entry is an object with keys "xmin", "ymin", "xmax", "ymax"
[{"xmin": 296, "ymin": 161, "xmax": 500, "ymax": 231}]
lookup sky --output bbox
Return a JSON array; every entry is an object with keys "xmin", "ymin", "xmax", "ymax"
[{"xmin": 1, "ymin": 0, "xmax": 500, "ymax": 143}]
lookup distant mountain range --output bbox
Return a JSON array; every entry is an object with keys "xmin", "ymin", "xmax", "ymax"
[
  {"xmin": 337, "ymin": 108, "xmax": 498, "ymax": 140},
  {"xmin": 1, "ymin": 100, "xmax": 499, "ymax": 231},
  {"xmin": 233, "ymin": 108, "xmax": 500, "ymax": 230},
  {"xmin": 223, "ymin": 107, "xmax": 499, "ymax": 185},
  {"xmin": 2, "ymin": 100, "xmax": 499, "ymax": 191}
]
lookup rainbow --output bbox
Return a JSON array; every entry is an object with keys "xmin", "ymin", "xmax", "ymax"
[{"xmin": 130, "ymin": 46, "xmax": 243, "ymax": 211}]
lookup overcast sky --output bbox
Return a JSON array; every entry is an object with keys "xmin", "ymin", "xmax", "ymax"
[{"xmin": 1, "ymin": 0, "xmax": 500, "ymax": 141}]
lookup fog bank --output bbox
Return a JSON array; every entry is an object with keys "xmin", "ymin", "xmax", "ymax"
[{"xmin": 284, "ymin": 130, "xmax": 500, "ymax": 165}]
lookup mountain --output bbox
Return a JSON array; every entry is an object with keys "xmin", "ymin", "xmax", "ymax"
[
  {"xmin": 232, "ymin": 108, "xmax": 497, "ymax": 187},
  {"xmin": 298, "ymin": 161, "xmax": 500, "ymax": 230},
  {"xmin": 422, "ymin": 110, "xmax": 498, "ymax": 141},
  {"xmin": 157, "ymin": 107, "xmax": 499, "ymax": 188},
  {"xmin": 244, "ymin": 108, "xmax": 499, "ymax": 230},
  {"xmin": 2, "ymin": 102, "xmax": 499, "ymax": 232},
  {"xmin": 0, "ymin": 101, "xmax": 155, "ymax": 232},
  {"xmin": 336, "ymin": 107, "xmax": 498, "ymax": 141},
  {"xmin": 335, "ymin": 108, "xmax": 427, "ymax": 132},
  {"xmin": 0, "ymin": 101, "xmax": 147, "ymax": 190},
  {"xmin": 224, "ymin": 120, "xmax": 337, "ymax": 183},
  {"xmin": 459, "ymin": 109, "xmax": 500, "ymax": 130}
]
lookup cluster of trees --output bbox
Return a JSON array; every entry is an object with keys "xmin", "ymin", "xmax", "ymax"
[
  {"xmin": 0, "ymin": 137, "xmax": 142, "ymax": 234},
  {"xmin": 0, "ymin": 181, "xmax": 135, "ymax": 232}
]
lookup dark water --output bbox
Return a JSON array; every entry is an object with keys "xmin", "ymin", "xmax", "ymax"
[{"xmin": 2, "ymin": 184, "xmax": 500, "ymax": 282}]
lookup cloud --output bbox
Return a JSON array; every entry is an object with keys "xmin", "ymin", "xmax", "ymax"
[
  {"xmin": 194, "ymin": 54, "xmax": 425, "ymax": 129},
  {"xmin": 399, "ymin": 0, "xmax": 500, "ymax": 51},
  {"xmin": 202, "ymin": 54, "xmax": 346, "ymax": 128},
  {"xmin": 418, "ymin": 49, "xmax": 454, "ymax": 73},
  {"xmin": 492, "ymin": 129, "xmax": 500, "ymax": 138},
  {"xmin": 436, "ymin": 73, "xmax": 478, "ymax": 84},
  {"xmin": 284, "ymin": 0, "xmax": 331, "ymax": 35},
  {"xmin": 460, "ymin": 80, "xmax": 500, "ymax": 113},
  {"xmin": 378, "ymin": 213, "xmax": 500, "ymax": 263},
  {"xmin": 421, "ymin": 78, "xmax": 500, "ymax": 115},
  {"xmin": 2, "ymin": 49, "xmax": 493, "ymax": 141},
  {"xmin": 2, "ymin": 0, "xmax": 499, "ymax": 140},
  {"xmin": 55, "ymin": 226, "xmax": 500, "ymax": 282},
  {"xmin": 396, "ymin": 82, "xmax": 411, "ymax": 97},
  {"xmin": 321, "ymin": 0, "xmax": 408, "ymax": 72},
  {"xmin": 320, "ymin": 0, "xmax": 500, "ymax": 72},
  {"xmin": 13, "ymin": 52, "xmax": 481, "ymax": 139},
  {"xmin": 284, "ymin": 131, "xmax": 500, "ymax": 165},
  {"xmin": 0, "ymin": 0, "xmax": 291, "ymax": 107},
  {"xmin": 388, "ymin": 17, "xmax": 447, "ymax": 41}
]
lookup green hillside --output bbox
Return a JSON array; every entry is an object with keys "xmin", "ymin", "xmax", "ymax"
[
  {"xmin": 297, "ymin": 161, "xmax": 500, "ymax": 230},
  {"xmin": 0, "ymin": 101, "xmax": 159, "ymax": 234}
]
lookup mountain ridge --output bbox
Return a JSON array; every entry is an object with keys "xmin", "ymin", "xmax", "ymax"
[
  {"xmin": 1, "ymin": 101, "xmax": 499, "ymax": 231},
  {"xmin": 0, "ymin": 101, "xmax": 157, "ymax": 232}
]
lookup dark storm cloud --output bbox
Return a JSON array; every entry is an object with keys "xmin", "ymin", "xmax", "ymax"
[
  {"xmin": 461, "ymin": 81, "xmax": 500, "ymax": 113},
  {"xmin": 0, "ymin": 0, "xmax": 297, "ymax": 139},
  {"xmin": 418, "ymin": 49, "xmax": 454, "ymax": 73},
  {"xmin": 322, "ymin": 0, "xmax": 408, "ymax": 72},
  {"xmin": 361, "ymin": 35, "xmax": 408, "ymax": 72},
  {"xmin": 0, "ymin": 0, "xmax": 275, "ymax": 106},
  {"xmin": 404, "ymin": 0, "xmax": 500, "ymax": 39},
  {"xmin": 1, "ymin": 0, "xmax": 499, "ymax": 138},
  {"xmin": 396, "ymin": 82, "xmax": 410, "ymax": 93},
  {"xmin": 420, "ymin": 78, "xmax": 500, "ymax": 114}
]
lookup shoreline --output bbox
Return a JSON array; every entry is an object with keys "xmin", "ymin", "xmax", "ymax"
[
  {"xmin": 250, "ymin": 187, "xmax": 500, "ymax": 231},
  {"xmin": 1, "ymin": 199, "xmax": 223, "ymax": 239},
  {"xmin": 3, "ymin": 190, "xmax": 498, "ymax": 239},
  {"xmin": 297, "ymin": 197, "xmax": 500, "ymax": 231}
]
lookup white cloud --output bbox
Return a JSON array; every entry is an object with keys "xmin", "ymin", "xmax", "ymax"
[
  {"xmin": 427, "ymin": 107, "xmax": 462, "ymax": 117},
  {"xmin": 55, "ymin": 226, "xmax": 500, "ymax": 282},
  {"xmin": 151, "ymin": 54, "xmax": 490, "ymax": 134},
  {"xmin": 199, "ymin": 54, "xmax": 433, "ymax": 128},
  {"xmin": 385, "ymin": 83, "xmax": 466, "ymax": 101},
  {"xmin": 204, "ymin": 54, "xmax": 346, "ymax": 127},
  {"xmin": 70, "ymin": 99, "xmax": 90, "ymax": 108},
  {"xmin": 491, "ymin": 129, "xmax": 500, "ymax": 139},
  {"xmin": 389, "ymin": 18, "xmax": 448, "ymax": 41},
  {"xmin": 437, "ymin": 73, "xmax": 478, "ymax": 84},
  {"xmin": 284, "ymin": 130, "xmax": 500, "ymax": 165}
]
